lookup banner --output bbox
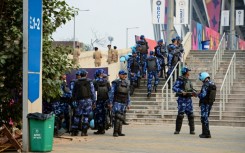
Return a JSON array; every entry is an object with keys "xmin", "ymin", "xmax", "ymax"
[
  {"xmin": 236, "ymin": 10, "xmax": 244, "ymax": 26},
  {"xmin": 221, "ymin": 10, "xmax": 229, "ymax": 26},
  {"xmin": 152, "ymin": 0, "xmax": 165, "ymax": 24},
  {"xmin": 175, "ymin": 0, "xmax": 189, "ymax": 24},
  {"xmin": 204, "ymin": 0, "xmax": 222, "ymax": 32}
]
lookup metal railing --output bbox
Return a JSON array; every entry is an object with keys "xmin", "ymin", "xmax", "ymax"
[
  {"xmin": 212, "ymin": 33, "xmax": 226, "ymax": 79},
  {"xmin": 161, "ymin": 62, "xmax": 181, "ymax": 117},
  {"xmin": 219, "ymin": 53, "xmax": 236, "ymax": 120}
]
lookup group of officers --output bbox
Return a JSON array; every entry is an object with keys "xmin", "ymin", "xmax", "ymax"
[
  {"xmin": 126, "ymin": 35, "xmax": 216, "ymax": 138},
  {"xmin": 127, "ymin": 35, "xmax": 184, "ymax": 97},
  {"xmin": 57, "ymin": 68, "xmax": 131, "ymax": 137},
  {"xmin": 52, "ymin": 34, "xmax": 216, "ymax": 139}
]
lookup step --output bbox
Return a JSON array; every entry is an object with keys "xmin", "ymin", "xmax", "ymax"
[{"xmin": 126, "ymin": 118, "xmax": 245, "ymax": 127}]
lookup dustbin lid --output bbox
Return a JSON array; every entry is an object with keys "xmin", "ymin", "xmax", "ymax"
[{"xmin": 27, "ymin": 112, "xmax": 53, "ymax": 120}]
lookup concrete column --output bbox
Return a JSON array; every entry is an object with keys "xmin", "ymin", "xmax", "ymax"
[
  {"xmin": 230, "ymin": 0, "xmax": 235, "ymax": 50},
  {"xmin": 166, "ymin": 0, "xmax": 174, "ymax": 44}
]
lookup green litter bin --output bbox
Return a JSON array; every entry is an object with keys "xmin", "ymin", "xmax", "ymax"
[{"xmin": 27, "ymin": 113, "xmax": 55, "ymax": 152}]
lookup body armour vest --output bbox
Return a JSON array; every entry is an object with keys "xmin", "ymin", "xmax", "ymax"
[
  {"xmin": 171, "ymin": 51, "xmax": 179, "ymax": 66},
  {"xmin": 130, "ymin": 57, "xmax": 140, "ymax": 73},
  {"xmin": 114, "ymin": 79, "xmax": 129, "ymax": 103},
  {"xmin": 96, "ymin": 80, "xmax": 109, "ymax": 100},
  {"xmin": 137, "ymin": 41, "xmax": 148, "ymax": 54},
  {"xmin": 74, "ymin": 79, "xmax": 91, "ymax": 100},
  {"xmin": 147, "ymin": 57, "xmax": 157, "ymax": 71},
  {"xmin": 203, "ymin": 81, "xmax": 216, "ymax": 105}
]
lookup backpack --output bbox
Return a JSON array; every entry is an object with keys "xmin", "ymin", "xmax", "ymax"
[{"xmin": 204, "ymin": 82, "xmax": 217, "ymax": 105}]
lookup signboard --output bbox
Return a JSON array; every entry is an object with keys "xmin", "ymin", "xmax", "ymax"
[
  {"xmin": 236, "ymin": 10, "xmax": 244, "ymax": 26},
  {"xmin": 175, "ymin": 0, "xmax": 189, "ymax": 24},
  {"xmin": 152, "ymin": 0, "xmax": 165, "ymax": 24},
  {"xmin": 28, "ymin": 0, "xmax": 42, "ymax": 103},
  {"xmin": 221, "ymin": 10, "xmax": 229, "ymax": 26}
]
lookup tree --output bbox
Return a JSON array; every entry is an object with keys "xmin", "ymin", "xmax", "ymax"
[
  {"xmin": 90, "ymin": 29, "xmax": 109, "ymax": 48},
  {"xmin": 0, "ymin": 0, "xmax": 76, "ymax": 127}
]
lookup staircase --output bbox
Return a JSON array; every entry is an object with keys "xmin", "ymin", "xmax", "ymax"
[{"xmin": 127, "ymin": 50, "xmax": 245, "ymax": 127}]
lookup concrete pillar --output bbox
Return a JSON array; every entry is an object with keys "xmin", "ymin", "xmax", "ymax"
[
  {"xmin": 230, "ymin": 0, "xmax": 235, "ymax": 50},
  {"xmin": 166, "ymin": 0, "xmax": 174, "ymax": 44}
]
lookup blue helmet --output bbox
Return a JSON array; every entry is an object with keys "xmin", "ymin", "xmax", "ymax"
[
  {"xmin": 150, "ymin": 51, "xmax": 154, "ymax": 55},
  {"xmin": 169, "ymin": 44, "xmax": 176, "ymax": 50},
  {"xmin": 199, "ymin": 72, "xmax": 210, "ymax": 81},
  {"xmin": 140, "ymin": 35, "xmax": 145, "ymax": 40},
  {"xmin": 176, "ymin": 36, "xmax": 181, "ymax": 40},
  {"xmin": 128, "ymin": 52, "xmax": 132, "ymax": 57},
  {"xmin": 181, "ymin": 66, "xmax": 191, "ymax": 75},
  {"xmin": 132, "ymin": 50, "xmax": 137, "ymax": 54},
  {"xmin": 89, "ymin": 111, "xmax": 94, "ymax": 119},
  {"xmin": 131, "ymin": 46, "xmax": 137, "ymax": 52},
  {"xmin": 120, "ymin": 56, "xmax": 126, "ymax": 62},
  {"xmin": 158, "ymin": 39, "xmax": 163, "ymax": 43},
  {"xmin": 80, "ymin": 69, "xmax": 88, "ymax": 76},
  {"xmin": 119, "ymin": 70, "xmax": 127, "ymax": 75},
  {"xmin": 171, "ymin": 38, "xmax": 176, "ymax": 43},
  {"xmin": 89, "ymin": 119, "xmax": 95, "ymax": 128},
  {"xmin": 97, "ymin": 69, "xmax": 105, "ymax": 76},
  {"xmin": 76, "ymin": 70, "xmax": 81, "ymax": 75}
]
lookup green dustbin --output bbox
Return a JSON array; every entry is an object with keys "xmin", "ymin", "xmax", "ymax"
[{"xmin": 27, "ymin": 113, "xmax": 55, "ymax": 152}]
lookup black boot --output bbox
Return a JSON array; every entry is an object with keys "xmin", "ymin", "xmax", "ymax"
[
  {"xmin": 81, "ymin": 128, "xmax": 88, "ymax": 136},
  {"xmin": 188, "ymin": 114, "xmax": 195, "ymax": 135},
  {"xmin": 71, "ymin": 129, "xmax": 79, "ymax": 136},
  {"xmin": 174, "ymin": 114, "xmax": 184, "ymax": 134},
  {"xmin": 94, "ymin": 127, "xmax": 105, "ymax": 134},
  {"xmin": 118, "ymin": 121, "xmax": 125, "ymax": 136},
  {"xmin": 153, "ymin": 85, "xmax": 157, "ymax": 92},
  {"xmin": 113, "ymin": 120, "xmax": 120, "ymax": 137},
  {"xmin": 147, "ymin": 93, "xmax": 151, "ymax": 97},
  {"xmin": 199, "ymin": 124, "xmax": 211, "ymax": 138}
]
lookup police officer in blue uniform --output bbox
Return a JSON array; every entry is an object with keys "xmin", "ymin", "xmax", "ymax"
[
  {"xmin": 127, "ymin": 50, "xmax": 141, "ymax": 92},
  {"xmin": 136, "ymin": 35, "xmax": 149, "ymax": 77},
  {"xmin": 71, "ymin": 69, "xmax": 96, "ymax": 136},
  {"xmin": 93, "ymin": 69, "xmax": 111, "ymax": 134},
  {"xmin": 144, "ymin": 51, "xmax": 161, "ymax": 97},
  {"xmin": 198, "ymin": 72, "xmax": 216, "ymax": 138},
  {"xmin": 172, "ymin": 66, "xmax": 196, "ymax": 135},
  {"xmin": 70, "ymin": 70, "xmax": 82, "ymax": 92},
  {"xmin": 109, "ymin": 70, "xmax": 131, "ymax": 137},
  {"xmin": 154, "ymin": 39, "xmax": 167, "ymax": 78}
]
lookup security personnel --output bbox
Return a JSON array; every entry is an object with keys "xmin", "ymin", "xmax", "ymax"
[
  {"xmin": 109, "ymin": 70, "xmax": 131, "ymax": 137},
  {"xmin": 71, "ymin": 69, "xmax": 96, "ymax": 136},
  {"xmin": 60, "ymin": 74, "xmax": 72, "ymax": 133},
  {"xmin": 136, "ymin": 35, "xmax": 149, "ymax": 76},
  {"xmin": 167, "ymin": 44, "xmax": 180, "ymax": 84},
  {"xmin": 144, "ymin": 51, "xmax": 161, "ymax": 97},
  {"xmin": 176, "ymin": 36, "xmax": 184, "ymax": 65},
  {"xmin": 70, "ymin": 71, "xmax": 82, "ymax": 92},
  {"xmin": 93, "ymin": 69, "xmax": 111, "ymax": 134},
  {"xmin": 154, "ymin": 39, "xmax": 167, "ymax": 78},
  {"xmin": 198, "ymin": 72, "xmax": 216, "ymax": 138},
  {"xmin": 127, "ymin": 50, "xmax": 141, "ymax": 94},
  {"xmin": 172, "ymin": 66, "xmax": 196, "ymax": 135}
]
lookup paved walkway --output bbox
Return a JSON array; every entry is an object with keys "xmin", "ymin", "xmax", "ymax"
[{"xmin": 53, "ymin": 124, "xmax": 245, "ymax": 153}]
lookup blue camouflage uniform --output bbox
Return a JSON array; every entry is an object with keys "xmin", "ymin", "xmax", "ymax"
[
  {"xmin": 93, "ymin": 71, "xmax": 111, "ymax": 134},
  {"xmin": 198, "ymin": 72, "xmax": 214, "ymax": 138},
  {"xmin": 137, "ymin": 36, "xmax": 149, "ymax": 76},
  {"xmin": 71, "ymin": 72, "xmax": 96, "ymax": 136},
  {"xmin": 143, "ymin": 51, "xmax": 161, "ymax": 96},
  {"xmin": 109, "ymin": 70, "xmax": 131, "ymax": 137},
  {"xmin": 155, "ymin": 39, "xmax": 167, "ymax": 78},
  {"xmin": 167, "ymin": 44, "xmax": 178, "ymax": 76},
  {"xmin": 172, "ymin": 67, "xmax": 195, "ymax": 134},
  {"xmin": 127, "ymin": 51, "xmax": 141, "ymax": 88}
]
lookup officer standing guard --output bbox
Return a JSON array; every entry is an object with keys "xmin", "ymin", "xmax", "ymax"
[
  {"xmin": 143, "ymin": 51, "xmax": 161, "ymax": 97},
  {"xmin": 136, "ymin": 35, "xmax": 149, "ymax": 77},
  {"xmin": 172, "ymin": 67, "xmax": 196, "ymax": 135},
  {"xmin": 93, "ymin": 69, "xmax": 111, "ymax": 134},
  {"xmin": 109, "ymin": 70, "xmax": 131, "ymax": 137},
  {"xmin": 198, "ymin": 72, "xmax": 216, "ymax": 138},
  {"xmin": 71, "ymin": 69, "xmax": 96, "ymax": 136}
]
